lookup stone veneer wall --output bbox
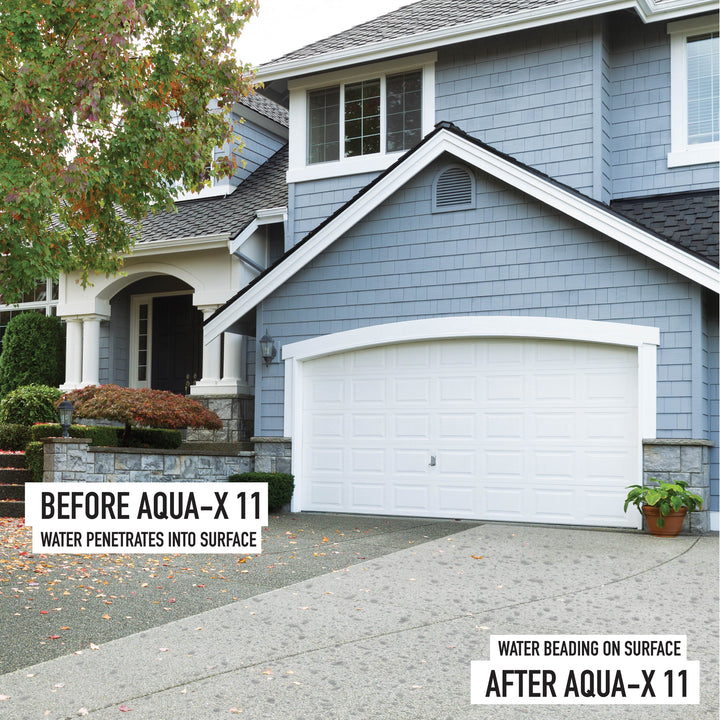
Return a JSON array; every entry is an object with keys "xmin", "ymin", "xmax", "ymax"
[
  {"xmin": 43, "ymin": 438, "xmax": 253, "ymax": 483},
  {"xmin": 643, "ymin": 439, "xmax": 713, "ymax": 534},
  {"xmin": 252, "ymin": 437, "xmax": 292, "ymax": 474},
  {"xmin": 185, "ymin": 395, "xmax": 254, "ymax": 443}
]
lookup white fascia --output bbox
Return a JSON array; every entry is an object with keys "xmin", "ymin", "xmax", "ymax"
[
  {"xmin": 204, "ymin": 127, "xmax": 718, "ymax": 343},
  {"xmin": 128, "ymin": 234, "xmax": 231, "ymax": 257},
  {"xmin": 257, "ymin": 0, "xmax": 717, "ymax": 83},
  {"xmin": 228, "ymin": 207, "xmax": 287, "ymax": 255}
]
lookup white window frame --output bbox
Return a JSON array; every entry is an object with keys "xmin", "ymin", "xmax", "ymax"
[
  {"xmin": 287, "ymin": 52, "xmax": 436, "ymax": 183},
  {"xmin": 667, "ymin": 15, "xmax": 720, "ymax": 168}
]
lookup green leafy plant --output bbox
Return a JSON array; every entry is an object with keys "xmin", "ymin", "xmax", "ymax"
[
  {"xmin": 30, "ymin": 423, "xmax": 119, "ymax": 447},
  {"xmin": 0, "ymin": 1, "xmax": 258, "ymax": 303},
  {"xmin": 228, "ymin": 472, "xmax": 294, "ymax": 512},
  {"xmin": 0, "ymin": 314, "xmax": 65, "ymax": 397},
  {"xmin": 0, "ymin": 384, "xmax": 62, "ymax": 425},
  {"xmin": 24, "ymin": 441, "xmax": 44, "ymax": 482},
  {"xmin": 61, "ymin": 384, "xmax": 221, "ymax": 446},
  {"xmin": 624, "ymin": 479, "xmax": 704, "ymax": 528},
  {"xmin": 0, "ymin": 423, "xmax": 31, "ymax": 450}
]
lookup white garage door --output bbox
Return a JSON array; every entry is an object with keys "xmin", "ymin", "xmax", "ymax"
[{"xmin": 301, "ymin": 338, "xmax": 639, "ymax": 527}]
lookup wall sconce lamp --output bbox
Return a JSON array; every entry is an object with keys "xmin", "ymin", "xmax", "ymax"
[
  {"xmin": 57, "ymin": 399, "xmax": 74, "ymax": 438},
  {"xmin": 259, "ymin": 330, "xmax": 277, "ymax": 366}
]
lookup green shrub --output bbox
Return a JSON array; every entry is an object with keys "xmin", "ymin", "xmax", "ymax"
[
  {"xmin": 126, "ymin": 427, "xmax": 182, "ymax": 449},
  {"xmin": 0, "ymin": 313, "xmax": 65, "ymax": 397},
  {"xmin": 0, "ymin": 423, "xmax": 31, "ymax": 450},
  {"xmin": 25, "ymin": 442, "xmax": 45, "ymax": 482},
  {"xmin": 30, "ymin": 423, "xmax": 119, "ymax": 447},
  {"xmin": 0, "ymin": 384, "xmax": 62, "ymax": 425},
  {"xmin": 228, "ymin": 472, "xmax": 294, "ymax": 512}
]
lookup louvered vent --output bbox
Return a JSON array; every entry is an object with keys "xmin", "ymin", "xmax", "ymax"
[{"xmin": 434, "ymin": 166, "xmax": 474, "ymax": 211}]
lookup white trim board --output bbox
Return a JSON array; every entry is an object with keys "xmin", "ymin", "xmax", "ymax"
[
  {"xmin": 256, "ymin": 1, "xmax": 717, "ymax": 83},
  {"xmin": 205, "ymin": 126, "xmax": 718, "ymax": 342}
]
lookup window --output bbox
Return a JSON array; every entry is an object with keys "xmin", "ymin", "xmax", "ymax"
[
  {"xmin": 668, "ymin": 17, "xmax": 720, "ymax": 167},
  {"xmin": 289, "ymin": 53, "xmax": 436, "ymax": 182},
  {"xmin": 0, "ymin": 279, "xmax": 59, "ymax": 349},
  {"xmin": 307, "ymin": 70, "xmax": 422, "ymax": 165}
]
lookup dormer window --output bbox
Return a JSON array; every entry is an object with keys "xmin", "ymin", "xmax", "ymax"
[{"xmin": 289, "ymin": 53, "xmax": 436, "ymax": 182}]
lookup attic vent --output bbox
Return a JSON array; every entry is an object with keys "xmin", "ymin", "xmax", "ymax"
[{"xmin": 433, "ymin": 165, "xmax": 475, "ymax": 212}]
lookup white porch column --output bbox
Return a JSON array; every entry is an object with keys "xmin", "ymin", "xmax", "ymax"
[
  {"xmin": 222, "ymin": 332, "xmax": 246, "ymax": 383},
  {"xmin": 191, "ymin": 305, "xmax": 222, "ymax": 392},
  {"xmin": 60, "ymin": 317, "xmax": 83, "ymax": 390},
  {"xmin": 80, "ymin": 315, "xmax": 103, "ymax": 386}
]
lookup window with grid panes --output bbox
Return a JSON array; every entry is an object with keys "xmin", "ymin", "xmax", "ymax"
[{"xmin": 307, "ymin": 69, "xmax": 422, "ymax": 163}]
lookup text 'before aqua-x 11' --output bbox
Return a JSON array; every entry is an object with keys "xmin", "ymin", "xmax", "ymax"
[{"xmin": 24, "ymin": 482, "xmax": 268, "ymax": 554}]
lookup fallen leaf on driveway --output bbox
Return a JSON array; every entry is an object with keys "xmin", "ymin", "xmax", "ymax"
[{"xmin": 471, "ymin": 555, "xmax": 483, "ymax": 559}]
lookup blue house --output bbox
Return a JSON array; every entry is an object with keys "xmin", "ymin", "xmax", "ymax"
[{"xmin": 203, "ymin": 0, "xmax": 719, "ymax": 531}]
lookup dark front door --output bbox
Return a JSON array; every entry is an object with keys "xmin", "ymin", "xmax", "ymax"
[{"xmin": 151, "ymin": 295, "xmax": 203, "ymax": 395}]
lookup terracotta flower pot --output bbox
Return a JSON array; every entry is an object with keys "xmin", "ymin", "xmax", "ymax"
[{"xmin": 641, "ymin": 505, "xmax": 687, "ymax": 537}]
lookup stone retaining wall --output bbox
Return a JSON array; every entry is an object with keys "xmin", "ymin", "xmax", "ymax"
[
  {"xmin": 42, "ymin": 438, "xmax": 254, "ymax": 484},
  {"xmin": 643, "ymin": 438, "xmax": 713, "ymax": 534}
]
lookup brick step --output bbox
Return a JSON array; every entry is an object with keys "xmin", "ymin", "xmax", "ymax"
[
  {"xmin": 0, "ymin": 484, "xmax": 24, "ymax": 501},
  {"xmin": 0, "ymin": 468, "xmax": 33, "ymax": 484},
  {"xmin": 0, "ymin": 499, "xmax": 24, "ymax": 518},
  {"xmin": 0, "ymin": 454, "xmax": 26, "ymax": 469}
]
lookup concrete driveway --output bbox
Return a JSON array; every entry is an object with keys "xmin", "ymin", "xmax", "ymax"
[{"xmin": 0, "ymin": 517, "xmax": 717, "ymax": 719}]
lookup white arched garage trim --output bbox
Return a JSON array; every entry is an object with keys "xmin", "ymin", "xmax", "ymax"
[{"xmin": 282, "ymin": 317, "xmax": 660, "ymax": 527}]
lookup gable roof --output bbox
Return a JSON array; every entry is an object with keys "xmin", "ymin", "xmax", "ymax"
[
  {"xmin": 205, "ymin": 123, "xmax": 718, "ymax": 342},
  {"xmin": 132, "ymin": 145, "xmax": 288, "ymax": 246},
  {"xmin": 611, "ymin": 190, "xmax": 719, "ymax": 266},
  {"xmin": 258, "ymin": 0, "xmax": 717, "ymax": 83}
]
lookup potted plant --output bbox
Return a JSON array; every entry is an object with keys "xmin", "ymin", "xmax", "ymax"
[{"xmin": 624, "ymin": 479, "xmax": 703, "ymax": 537}]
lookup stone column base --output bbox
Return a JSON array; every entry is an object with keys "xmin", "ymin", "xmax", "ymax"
[
  {"xmin": 186, "ymin": 395, "xmax": 254, "ymax": 443},
  {"xmin": 643, "ymin": 438, "xmax": 714, "ymax": 534},
  {"xmin": 251, "ymin": 437, "xmax": 292, "ymax": 474}
]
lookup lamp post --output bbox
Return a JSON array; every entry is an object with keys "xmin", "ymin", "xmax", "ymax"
[{"xmin": 57, "ymin": 399, "xmax": 73, "ymax": 438}]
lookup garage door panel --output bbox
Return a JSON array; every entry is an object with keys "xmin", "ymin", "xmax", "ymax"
[
  {"xmin": 301, "ymin": 337, "xmax": 639, "ymax": 527},
  {"xmin": 350, "ymin": 484, "xmax": 385, "ymax": 510},
  {"xmin": 438, "ymin": 486, "xmax": 475, "ymax": 513},
  {"xmin": 394, "ymin": 414, "xmax": 431, "ymax": 439},
  {"xmin": 352, "ymin": 414, "xmax": 385, "ymax": 438},
  {"xmin": 394, "ymin": 485, "xmax": 429, "ymax": 511}
]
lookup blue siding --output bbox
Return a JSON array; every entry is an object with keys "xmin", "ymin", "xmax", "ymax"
[
  {"xmin": 609, "ymin": 15, "xmax": 719, "ymax": 197},
  {"xmin": 258, "ymin": 158, "xmax": 702, "ymax": 444},
  {"xmin": 229, "ymin": 116, "xmax": 286, "ymax": 186},
  {"xmin": 436, "ymin": 19, "xmax": 596, "ymax": 195}
]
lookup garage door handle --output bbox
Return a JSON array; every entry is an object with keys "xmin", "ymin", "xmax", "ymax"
[{"xmin": 429, "ymin": 455, "xmax": 436, "ymax": 467}]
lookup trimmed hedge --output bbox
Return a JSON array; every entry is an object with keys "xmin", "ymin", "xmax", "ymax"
[
  {"xmin": 0, "ymin": 313, "xmax": 65, "ymax": 397},
  {"xmin": 125, "ymin": 427, "xmax": 182, "ymax": 449},
  {"xmin": 0, "ymin": 384, "xmax": 61, "ymax": 426},
  {"xmin": 30, "ymin": 423, "xmax": 120, "ymax": 447},
  {"xmin": 0, "ymin": 423, "xmax": 31, "ymax": 451},
  {"xmin": 25, "ymin": 441, "xmax": 44, "ymax": 482},
  {"xmin": 228, "ymin": 472, "xmax": 294, "ymax": 512}
]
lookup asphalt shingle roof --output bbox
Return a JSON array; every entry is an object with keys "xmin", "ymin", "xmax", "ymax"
[
  {"xmin": 611, "ymin": 191, "xmax": 719, "ymax": 267},
  {"xmin": 265, "ymin": 0, "xmax": 608, "ymax": 65},
  {"xmin": 134, "ymin": 144, "xmax": 288, "ymax": 244},
  {"xmin": 237, "ymin": 93, "xmax": 289, "ymax": 127}
]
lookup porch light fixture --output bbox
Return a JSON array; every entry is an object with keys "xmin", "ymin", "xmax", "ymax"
[
  {"xmin": 259, "ymin": 330, "xmax": 277, "ymax": 366},
  {"xmin": 57, "ymin": 399, "xmax": 74, "ymax": 438}
]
